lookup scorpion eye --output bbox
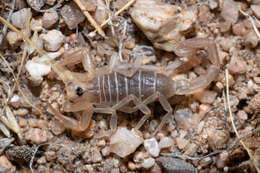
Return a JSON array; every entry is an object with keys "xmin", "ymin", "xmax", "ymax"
[{"xmin": 76, "ymin": 87, "xmax": 84, "ymax": 96}]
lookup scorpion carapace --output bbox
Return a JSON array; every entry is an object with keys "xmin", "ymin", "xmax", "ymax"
[{"xmin": 48, "ymin": 38, "xmax": 220, "ymax": 136}]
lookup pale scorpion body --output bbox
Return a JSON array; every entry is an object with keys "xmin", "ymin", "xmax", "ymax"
[{"xmin": 48, "ymin": 38, "xmax": 220, "ymax": 136}]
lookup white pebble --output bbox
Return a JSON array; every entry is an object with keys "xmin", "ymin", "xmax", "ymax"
[
  {"xmin": 141, "ymin": 157, "xmax": 155, "ymax": 169},
  {"xmin": 144, "ymin": 137, "xmax": 160, "ymax": 157},
  {"xmin": 40, "ymin": 30, "xmax": 64, "ymax": 51},
  {"xmin": 110, "ymin": 127, "xmax": 143, "ymax": 158},
  {"xmin": 25, "ymin": 57, "xmax": 51, "ymax": 83},
  {"xmin": 42, "ymin": 10, "xmax": 59, "ymax": 29},
  {"xmin": 159, "ymin": 137, "xmax": 173, "ymax": 149},
  {"xmin": 11, "ymin": 8, "xmax": 32, "ymax": 29},
  {"xmin": 6, "ymin": 31, "xmax": 22, "ymax": 46}
]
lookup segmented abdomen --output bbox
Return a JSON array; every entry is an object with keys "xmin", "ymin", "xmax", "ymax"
[{"xmin": 97, "ymin": 70, "xmax": 172, "ymax": 105}]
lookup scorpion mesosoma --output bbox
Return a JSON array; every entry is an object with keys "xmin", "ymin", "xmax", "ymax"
[{"xmin": 48, "ymin": 38, "xmax": 220, "ymax": 136}]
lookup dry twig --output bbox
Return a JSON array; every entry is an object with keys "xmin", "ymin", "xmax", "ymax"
[
  {"xmin": 27, "ymin": 0, "xmax": 63, "ymax": 12},
  {"xmin": 0, "ymin": 16, "xmax": 82, "ymax": 84},
  {"xmin": 240, "ymin": 9, "xmax": 260, "ymax": 40},
  {"xmin": 91, "ymin": 0, "xmax": 136, "ymax": 35},
  {"xmin": 0, "ymin": 0, "xmax": 15, "ymax": 45},
  {"xmin": 73, "ymin": 0, "xmax": 105, "ymax": 38},
  {"xmin": 225, "ymin": 69, "xmax": 260, "ymax": 172}
]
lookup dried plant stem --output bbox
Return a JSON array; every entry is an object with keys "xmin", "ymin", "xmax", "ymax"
[
  {"xmin": 240, "ymin": 9, "xmax": 260, "ymax": 39},
  {"xmin": 0, "ymin": 0, "xmax": 15, "ymax": 45},
  {"xmin": 92, "ymin": 0, "xmax": 136, "ymax": 34},
  {"xmin": 225, "ymin": 69, "xmax": 260, "ymax": 173},
  {"xmin": 5, "ymin": 8, "xmax": 31, "ymax": 107},
  {"xmin": 0, "ymin": 16, "xmax": 82, "ymax": 84},
  {"xmin": 73, "ymin": 0, "xmax": 105, "ymax": 37},
  {"xmin": 0, "ymin": 52, "xmax": 41, "ymax": 113}
]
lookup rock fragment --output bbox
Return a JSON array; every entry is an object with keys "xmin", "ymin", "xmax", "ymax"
[
  {"xmin": 25, "ymin": 128, "xmax": 48, "ymax": 144},
  {"xmin": 220, "ymin": 0, "xmax": 238, "ymax": 24},
  {"xmin": 245, "ymin": 30, "xmax": 260, "ymax": 48},
  {"xmin": 25, "ymin": 57, "xmax": 51, "ymax": 84},
  {"xmin": 130, "ymin": 0, "xmax": 196, "ymax": 52},
  {"xmin": 60, "ymin": 3, "xmax": 85, "ymax": 30},
  {"xmin": 11, "ymin": 8, "xmax": 32, "ymax": 29},
  {"xmin": 251, "ymin": 5, "xmax": 260, "ymax": 19},
  {"xmin": 6, "ymin": 31, "xmax": 22, "ymax": 46},
  {"xmin": 0, "ymin": 156, "xmax": 16, "ymax": 173},
  {"xmin": 110, "ymin": 127, "xmax": 143, "ymax": 158},
  {"xmin": 30, "ymin": 18, "xmax": 43, "ymax": 32},
  {"xmin": 42, "ymin": 10, "xmax": 59, "ymax": 29},
  {"xmin": 156, "ymin": 157, "xmax": 197, "ymax": 173},
  {"xmin": 141, "ymin": 157, "xmax": 155, "ymax": 169},
  {"xmin": 49, "ymin": 120, "xmax": 65, "ymax": 135},
  {"xmin": 227, "ymin": 55, "xmax": 247, "ymax": 74},
  {"xmin": 159, "ymin": 137, "xmax": 173, "ymax": 149},
  {"xmin": 40, "ymin": 30, "xmax": 64, "ymax": 51},
  {"xmin": 91, "ymin": 147, "xmax": 102, "ymax": 163},
  {"xmin": 144, "ymin": 138, "xmax": 160, "ymax": 157},
  {"xmin": 193, "ymin": 90, "xmax": 217, "ymax": 104}
]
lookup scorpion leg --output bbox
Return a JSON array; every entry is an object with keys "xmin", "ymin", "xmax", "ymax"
[
  {"xmin": 140, "ymin": 92, "xmax": 173, "ymax": 136},
  {"xmin": 118, "ymin": 92, "xmax": 173, "ymax": 134},
  {"xmin": 59, "ymin": 48, "xmax": 95, "ymax": 82},
  {"xmin": 48, "ymin": 103, "xmax": 94, "ymax": 132},
  {"xmin": 94, "ymin": 94, "xmax": 151, "ymax": 134},
  {"xmin": 173, "ymin": 38, "xmax": 220, "ymax": 94}
]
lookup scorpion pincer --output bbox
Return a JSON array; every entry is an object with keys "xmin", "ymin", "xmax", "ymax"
[{"xmin": 48, "ymin": 38, "xmax": 220, "ymax": 137}]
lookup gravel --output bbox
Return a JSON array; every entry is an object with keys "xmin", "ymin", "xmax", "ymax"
[
  {"xmin": 144, "ymin": 137, "xmax": 160, "ymax": 157},
  {"xmin": 110, "ymin": 127, "xmax": 143, "ymax": 158},
  {"xmin": 0, "ymin": 0, "xmax": 259, "ymax": 172}
]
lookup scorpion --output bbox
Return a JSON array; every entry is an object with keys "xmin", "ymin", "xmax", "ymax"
[{"xmin": 48, "ymin": 38, "xmax": 220, "ymax": 137}]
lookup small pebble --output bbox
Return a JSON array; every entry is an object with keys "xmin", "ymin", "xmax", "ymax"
[
  {"xmin": 128, "ymin": 161, "xmax": 136, "ymax": 171},
  {"xmin": 150, "ymin": 162, "xmax": 162, "ymax": 173},
  {"xmin": 6, "ymin": 31, "xmax": 22, "ymax": 46},
  {"xmin": 25, "ymin": 128, "xmax": 48, "ymax": 144},
  {"xmin": 101, "ymin": 146, "xmax": 110, "ymax": 156},
  {"xmin": 199, "ymin": 157, "xmax": 212, "ymax": 167},
  {"xmin": 208, "ymin": 0, "xmax": 218, "ymax": 9},
  {"xmin": 251, "ymin": 5, "xmax": 260, "ymax": 19},
  {"xmin": 37, "ymin": 156, "xmax": 46, "ymax": 165},
  {"xmin": 232, "ymin": 23, "xmax": 247, "ymax": 36},
  {"xmin": 133, "ymin": 151, "xmax": 145, "ymax": 163},
  {"xmin": 194, "ymin": 90, "xmax": 217, "ymax": 104},
  {"xmin": 91, "ymin": 147, "xmax": 102, "ymax": 163},
  {"xmin": 45, "ymin": 151, "xmax": 56, "ymax": 161},
  {"xmin": 159, "ymin": 137, "xmax": 174, "ymax": 149},
  {"xmin": 97, "ymin": 139, "xmax": 106, "ymax": 147},
  {"xmin": 110, "ymin": 127, "xmax": 143, "ymax": 158},
  {"xmin": 25, "ymin": 57, "xmax": 51, "ymax": 83},
  {"xmin": 49, "ymin": 120, "xmax": 65, "ymax": 136},
  {"xmin": 0, "ymin": 156, "xmax": 16, "ymax": 173},
  {"xmin": 227, "ymin": 55, "xmax": 247, "ymax": 74},
  {"xmin": 144, "ymin": 138, "xmax": 160, "ymax": 157},
  {"xmin": 141, "ymin": 157, "xmax": 155, "ymax": 169},
  {"xmin": 18, "ymin": 118, "xmax": 27, "ymax": 128},
  {"xmin": 119, "ymin": 163, "xmax": 127, "ymax": 173},
  {"xmin": 45, "ymin": 0, "xmax": 56, "ymax": 5},
  {"xmin": 14, "ymin": 108, "xmax": 28, "ymax": 116},
  {"xmin": 30, "ymin": 18, "xmax": 43, "ymax": 32},
  {"xmin": 84, "ymin": 164, "xmax": 94, "ymax": 173},
  {"xmin": 42, "ymin": 10, "xmax": 59, "ymax": 29},
  {"xmin": 40, "ymin": 30, "xmax": 64, "ymax": 51},
  {"xmin": 176, "ymin": 136, "xmax": 189, "ymax": 150},
  {"xmin": 245, "ymin": 30, "xmax": 260, "ymax": 48},
  {"xmin": 60, "ymin": 3, "xmax": 85, "ymax": 30},
  {"xmin": 221, "ymin": 0, "xmax": 238, "ymax": 24},
  {"xmin": 156, "ymin": 157, "xmax": 197, "ymax": 173},
  {"xmin": 11, "ymin": 8, "xmax": 32, "ymax": 29}
]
